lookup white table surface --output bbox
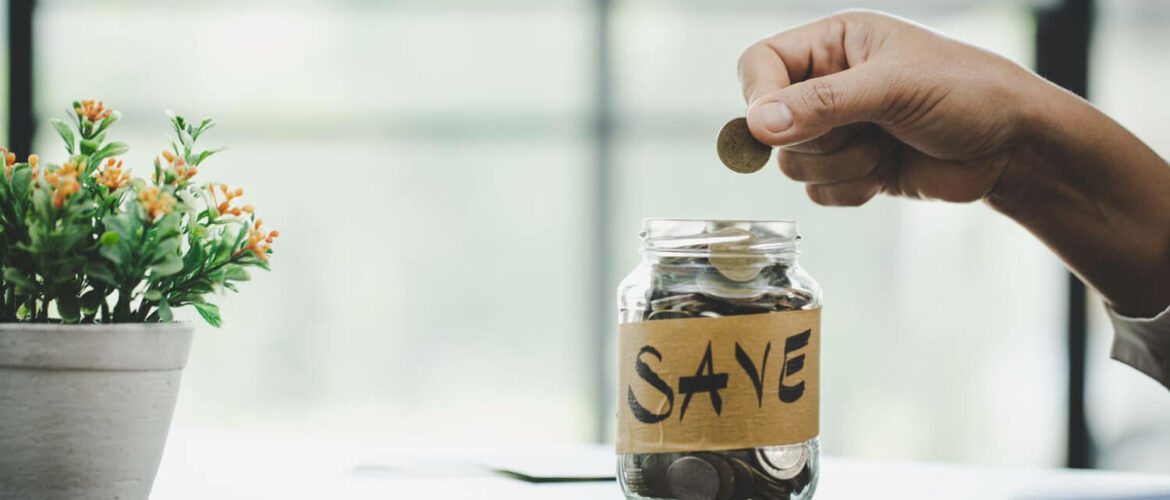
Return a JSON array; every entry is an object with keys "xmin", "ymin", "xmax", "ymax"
[{"xmin": 152, "ymin": 428, "xmax": 1170, "ymax": 500}]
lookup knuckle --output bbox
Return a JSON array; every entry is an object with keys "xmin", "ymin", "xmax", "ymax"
[
  {"xmin": 801, "ymin": 79, "xmax": 839, "ymax": 119},
  {"xmin": 736, "ymin": 42, "xmax": 768, "ymax": 79}
]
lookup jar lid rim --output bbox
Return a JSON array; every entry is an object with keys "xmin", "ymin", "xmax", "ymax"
[{"xmin": 639, "ymin": 218, "xmax": 800, "ymax": 253}]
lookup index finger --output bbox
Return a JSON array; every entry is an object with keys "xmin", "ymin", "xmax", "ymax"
[{"xmin": 737, "ymin": 12, "xmax": 869, "ymax": 106}]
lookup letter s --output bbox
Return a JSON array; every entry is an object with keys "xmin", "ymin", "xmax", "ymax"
[{"xmin": 627, "ymin": 346, "xmax": 674, "ymax": 423}]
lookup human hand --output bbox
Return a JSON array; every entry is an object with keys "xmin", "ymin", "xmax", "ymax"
[
  {"xmin": 738, "ymin": 10, "xmax": 1170, "ymax": 318},
  {"xmin": 738, "ymin": 10, "xmax": 1049, "ymax": 206}
]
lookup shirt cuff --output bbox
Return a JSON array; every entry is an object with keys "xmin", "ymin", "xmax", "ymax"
[{"xmin": 1108, "ymin": 303, "xmax": 1170, "ymax": 391}]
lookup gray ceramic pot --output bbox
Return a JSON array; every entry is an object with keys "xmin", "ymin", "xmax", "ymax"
[{"xmin": 0, "ymin": 323, "xmax": 194, "ymax": 500}]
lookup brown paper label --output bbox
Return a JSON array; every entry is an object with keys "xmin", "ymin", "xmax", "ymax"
[{"xmin": 616, "ymin": 308, "xmax": 820, "ymax": 454}]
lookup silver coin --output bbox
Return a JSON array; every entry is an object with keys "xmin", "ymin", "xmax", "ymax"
[
  {"xmin": 651, "ymin": 294, "xmax": 699, "ymax": 311},
  {"xmin": 707, "ymin": 228, "xmax": 766, "ymax": 282},
  {"xmin": 696, "ymin": 270, "xmax": 766, "ymax": 300},
  {"xmin": 648, "ymin": 310, "xmax": 692, "ymax": 321},
  {"xmin": 756, "ymin": 444, "xmax": 808, "ymax": 480},
  {"xmin": 667, "ymin": 456, "xmax": 722, "ymax": 500}
]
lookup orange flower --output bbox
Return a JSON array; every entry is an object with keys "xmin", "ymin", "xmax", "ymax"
[
  {"xmin": 1, "ymin": 149, "xmax": 19, "ymax": 178},
  {"xmin": 75, "ymin": 99, "xmax": 113, "ymax": 122},
  {"xmin": 44, "ymin": 159, "xmax": 83, "ymax": 185},
  {"xmin": 209, "ymin": 183, "xmax": 250, "ymax": 217},
  {"xmin": 154, "ymin": 150, "xmax": 197, "ymax": 185},
  {"xmin": 96, "ymin": 158, "xmax": 131, "ymax": 191},
  {"xmin": 40, "ymin": 159, "xmax": 84, "ymax": 207},
  {"xmin": 236, "ymin": 218, "xmax": 278, "ymax": 261},
  {"xmin": 138, "ymin": 186, "xmax": 176, "ymax": 221},
  {"xmin": 50, "ymin": 175, "xmax": 80, "ymax": 208}
]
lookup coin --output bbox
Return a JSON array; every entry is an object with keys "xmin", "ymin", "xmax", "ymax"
[
  {"xmin": 667, "ymin": 456, "xmax": 724, "ymax": 500},
  {"xmin": 651, "ymin": 294, "xmax": 699, "ymax": 311},
  {"xmin": 755, "ymin": 445, "xmax": 808, "ymax": 481},
  {"xmin": 717, "ymin": 117, "xmax": 771, "ymax": 174},
  {"xmin": 708, "ymin": 228, "xmax": 766, "ymax": 282}
]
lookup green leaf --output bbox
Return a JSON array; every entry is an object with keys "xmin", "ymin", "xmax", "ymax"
[
  {"xmin": 170, "ymin": 292, "xmax": 206, "ymax": 306},
  {"xmin": 11, "ymin": 165, "xmax": 31, "ymax": 201},
  {"xmin": 144, "ymin": 289, "xmax": 162, "ymax": 301},
  {"xmin": 192, "ymin": 301, "xmax": 221, "ymax": 327},
  {"xmin": 193, "ymin": 119, "xmax": 216, "ymax": 140},
  {"xmin": 155, "ymin": 212, "xmax": 181, "ymax": 236},
  {"xmin": 153, "ymin": 237, "xmax": 181, "ymax": 260},
  {"xmin": 157, "ymin": 298, "xmax": 173, "ymax": 322},
  {"xmin": 3, "ymin": 269, "xmax": 36, "ymax": 290},
  {"xmin": 51, "ymin": 119, "xmax": 75, "ymax": 154},
  {"xmin": 96, "ymin": 141, "xmax": 129, "ymax": 158},
  {"xmin": 182, "ymin": 240, "xmax": 205, "ymax": 270},
  {"xmin": 103, "ymin": 212, "xmax": 139, "ymax": 242},
  {"xmin": 100, "ymin": 231, "xmax": 119, "ymax": 246},
  {"xmin": 80, "ymin": 138, "xmax": 100, "ymax": 156},
  {"xmin": 56, "ymin": 296, "xmax": 80, "ymax": 323},
  {"xmin": 99, "ymin": 242, "xmax": 130, "ymax": 267},
  {"xmin": 150, "ymin": 253, "xmax": 183, "ymax": 277},
  {"xmin": 90, "ymin": 142, "xmax": 130, "ymax": 166},
  {"xmin": 224, "ymin": 266, "xmax": 250, "ymax": 282},
  {"xmin": 31, "ymin": 189, "xmax": 52, "ymax": 217},
  {"xmin": 81, "ymin": 289, "xmax": 105, "ymax": 313},
  {"xmin": 194, "ymin": 147, "xmax": 226, "ymax": 165},
  {"xmin": 179, "ymin": 128, "xmax": 194, "ymax": 150},
  {"xmin": 212, "ymin": 241, "xmax": 233, "ymax": 266}
]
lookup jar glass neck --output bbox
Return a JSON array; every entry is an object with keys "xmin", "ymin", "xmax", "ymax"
[{"xmin": 638, "ymin": 219, "xmax": 800, "ymax": 261}]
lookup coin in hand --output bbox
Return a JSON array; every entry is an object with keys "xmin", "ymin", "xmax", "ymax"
[{"xmin": 716, "ymin": 117, "xmax": 771, "ymax": 174}]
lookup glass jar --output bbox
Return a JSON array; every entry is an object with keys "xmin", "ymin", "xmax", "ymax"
[{"xmin": 616, "ymin": 219, "xmax": 823, "ymax": 500}]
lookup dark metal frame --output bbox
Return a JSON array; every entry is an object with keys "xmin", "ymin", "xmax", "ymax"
[
  {"xmin": 1034, "ymin": 0, "xmax": 1096, "ymax": 469},
  {"xmin": 5, "ymin": 0, "xmax": 1098, "ymax": 464},
  {"xmin": 7, "ymin": 0, "xmax": 34, "ymax": 157}
]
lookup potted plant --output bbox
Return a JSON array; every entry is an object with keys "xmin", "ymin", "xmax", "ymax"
[{"xmin": 0, "ymin": 100, "xmax": 277, "ymax": 499}]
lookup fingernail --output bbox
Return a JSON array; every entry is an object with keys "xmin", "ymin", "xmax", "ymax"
[{"xmin": 759, "ymin": 101, "xmax": 793, "ymax": 133}]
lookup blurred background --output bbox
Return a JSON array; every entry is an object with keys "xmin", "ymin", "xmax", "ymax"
[{"xmin": 3, "ymin": 0, "xmax": 1168, "ymax": 474}]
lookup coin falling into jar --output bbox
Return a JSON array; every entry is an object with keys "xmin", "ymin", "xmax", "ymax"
[{"xmin": 717, "ymin": 117, "xmax": 772, "ymax": 174}]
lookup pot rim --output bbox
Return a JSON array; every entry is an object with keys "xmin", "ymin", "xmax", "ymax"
[
  {"xmin": 0, "ymin": 321, "xmax": 193, "ymax": 330},
  {"xmin": 0, "ymin": 322, "xmax": 194, "ymax": 371}
]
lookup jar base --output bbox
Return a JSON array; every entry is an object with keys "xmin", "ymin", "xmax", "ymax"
[{"xmin": 618, "ymin": 438, "xmax": 820, "ymax": 500}]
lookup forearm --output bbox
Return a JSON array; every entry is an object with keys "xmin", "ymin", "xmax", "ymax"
[{"xmin": 987, "ymin": 81, "xmax": 1170, "ymax": 317}]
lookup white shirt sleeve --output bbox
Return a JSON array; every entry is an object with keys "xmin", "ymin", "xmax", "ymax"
[{"xmin": 1109, "ymin": 303, "xmax": 1170, "ymax": 391}]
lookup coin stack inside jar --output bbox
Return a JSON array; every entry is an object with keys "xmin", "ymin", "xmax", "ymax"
[{"xmin": 617, "ymin": 220, "xmax": 823, "ymax": 500}]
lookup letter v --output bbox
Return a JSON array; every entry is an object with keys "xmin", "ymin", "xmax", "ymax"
[{"xmin": 735, "ymin": 342, "xmax": 771, "ymax": 407}]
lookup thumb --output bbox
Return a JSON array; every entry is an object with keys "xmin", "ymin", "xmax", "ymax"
[{"xmin": 746, "ymin": 66, "xmax": 888, "ymax": 147}]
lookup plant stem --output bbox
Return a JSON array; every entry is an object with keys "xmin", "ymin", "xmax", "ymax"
[
  {"xmin": 114, "ymin": 287, "xmax": 131, "ymax": 322},
  {"xmin": 134, "ymin": 300, "xmax": 152, "ymax": 322}
]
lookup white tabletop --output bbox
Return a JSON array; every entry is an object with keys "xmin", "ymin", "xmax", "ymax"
[{"xmin": 152, "ymin": 428, "xmax": 1170, "ymax": 500}]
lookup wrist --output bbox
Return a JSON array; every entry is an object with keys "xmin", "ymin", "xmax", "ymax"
[
  {"xmin": 985, "ymin": 79, "xmax": 1170, "ymax": 317},
  {"xmin": 984, "ymin": 79, "xmax": 1090, "ymax": 218}
]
